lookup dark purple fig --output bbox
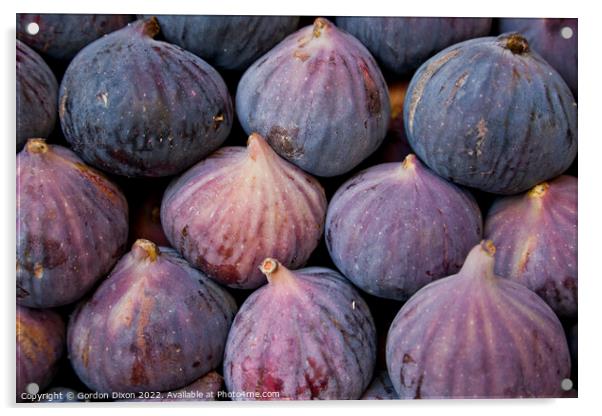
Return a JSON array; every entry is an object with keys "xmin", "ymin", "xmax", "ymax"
[
  {"xmin": 16, "ymin": 40, "xmax": 57, "ymax": 151},
  {"xmin": 336, "ymin": 17, "xmax": 492, "ymax": 76},
  {"xmin": 17, "ymin": 139, "xmax": 128, "ymax": 308},
  {"xmin": 236, "ymin": 18, "xmax": 391, "ymax": 177},
  {"xmin": 404, "ymin": 33, "xmax": 577, "ymax": 195},
  {"xmin": 361, "ymin": 371, "xmax": 398, "ymax": 400},
  {"xmin": 17, "ymin": 14, "xmax": 133, "ymax": 61},
  {"xmin": 224, "ymin": 259, "xmax": 376, "ymax": 400},
  {"xmin": 59, "ymin": 17, "xmax": 233, "ymax": 177},
  {"xmin": 161, "ymin": 133, "xmax": 327, "ymax": 289},
  {"xmin": 68, "ymin": 239, "xmax": 237, "ymax": 393},
  {"xmin": 386, "ymin": 241, "xmax": 571, "ymax": 398},
  {"xmin": 498, "ymin": 18, "xmax": 577, "ymax": 98},
  {"xmin": 326, "ymin": 154, "xmax": 482, "ymax": 301},
  {"xmin": 140, "ymin": 15, "xmax": 300, "ymax": 71},
  {"xmin": 484, "ymin": 175, "xmax": 577, "ymax": 317},
  {"xmin": 131, "ymin": 371, "xmax": 223, "ymax": 402},
  {"xmin": 16, "ymin": 306, "xmax": 65, "ymax": 401}
]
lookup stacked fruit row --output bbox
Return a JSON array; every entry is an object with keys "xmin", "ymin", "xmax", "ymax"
[{"xmin": 16, "ymin": 14, "xmax": 577, "ymax": 401}]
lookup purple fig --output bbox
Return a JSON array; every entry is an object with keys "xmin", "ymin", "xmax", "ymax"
[
  {"xmin": 16, "ymin": 40, "xmax": 57, "ymax": 150},
  {"xmin": 17, "ymin": 139, "xmax": 128, "ymax": 308},
  {"xmin": 16, "ymin": 306, "xmax": 65, "ymax": 401},
  {"xmin": 67, "ymin": 239, "xmax": 237, "ymax": 393},
  {"xmin": 161, "ymin": 133, "xmax": 327, "ymax": 289},
  {"xmin": 224, "ymin": 259, "xmax": 376, "ymax": 400},
  {"xmin": 386, "ymin": 241, "xmax": 571, "ymax": 398},
  {"xmin": 326, "ymin": 154, "xmax": 482, "ymax": 301},
  {"xmin": 485, "ymin": 175, "xmax": 577, "ymax": 317}
]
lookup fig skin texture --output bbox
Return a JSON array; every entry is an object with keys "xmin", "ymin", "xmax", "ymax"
[
  {"xmin": 130, "ymin": 371, "xmax": 223, "ymax": 402},
  {"xmin": 498, "ymin": 18, "xmax": 577, "ymax": 98},
  {"xmin": 484, "ymin": 175, "xmax": 577, "ymax": 317},
  {"xmin": 67, "ymin": 240, "xmax": 237, "ymax": 394},
  {"xmin": 224, "ymin": 259, "xmax": 377, "ymax": 400},
  {"xmin": 386, "ymin": 241, "xmax": 571, "ymax": 399},
  {"xmin": 326, "ymin": 154, "xmax": 482, "ymax": 301},
  {"xmin": 236, "ymin": 18, "xmax": 391, "ymax": 177},
  {"xmin": 17, "ymin": 14, "xmax": 133, "ymax": 61},
  {"xmin": 17, "ymin": 139, "xmax": 129, "ymax": 308},
  {"xmin": 140, "ymin": 15, "xmax": 300, "ymax": 72},
  {"xmin": 16, "ymin": 306, "xmax": 65, "ymax": 401},
  {"xmin": 404, "ymin": 33, "xmax": 577, "ymax": 195},
  {"xmin": 336, "ymin": 17, "xmax": 492, "ymax": 76},
  {"xmin": 16, "ymin": 40, "xmax": 58, "ymax": 151},
  {"xmin": 161, "ymin": 133, "xmax": 327, "ymax": 289},
  {"xmin": 59, "ymin": 17, "xmax": 233, "ymax": 177},
  {"xmin": 361, "ymin": 371, "xmax": 398, "ymax": 400}
]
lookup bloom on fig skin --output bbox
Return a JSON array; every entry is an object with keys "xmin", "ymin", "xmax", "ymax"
[
  {"xmin": 224, "ymin": 259, "xmax": 377, "ymax": 400},
  {"xmin": 68, "ymin": 239, "xmax": 237, "ymax": 394},
  {"xmin": 386, "ymin": 241, "xmax": 571, "ymax": 398},
  {"xmin": 161, "ymin": 133, "xmax": 327, "ymax": 289}
]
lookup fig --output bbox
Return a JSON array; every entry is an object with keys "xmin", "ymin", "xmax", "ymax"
[
  {"xmin": 161, "ymin": 133, "xmax": 327, "ymax": 289},
  {"xmin": 326, "ymin": 154, "xmax": 482, "ymax": 301},
  {"xmin": 67, "ymin": 239, "xmax": 237, "ymax": 393},
  {"xmin": 336, "ymin": 17, "xmax": 492, "ymax": 76},
  {"xmin": 141, "ymin": 15, "xmax": 300, "ymax": 71},
  {"xmin": 484, "ymin": 175, "xmax": 577, "ymax": 317},
  {"xmin": 498, "ymin": 18, "xmax": 577, "ymax": 98},
  {"xmin": 236, "ymin": 18, "xmax": 391, "ymax": 177},
  {"xmin": 17, "ymin": 139, "xmax": 128, "ymax": 308},
  {"xmin": 16, "ymin": 40, "xmax": 58, "ymax": 151},
  {"xmin": 224, "ymin": 259, "xmax": 376, "ymax": 400},
  {"xmin": 404, "ymin": 33, "xmax": 577, "ymax": 194},
  {"xmin": 59, "ymin": 17, "xmax": 233, "ymax": 177},
  {"xmin": 16, "ymin": 306, "xmax": 65, "ymax": 401},
  {"xmin": 132, "ymin": 371, "xmax": 223, "ymax": 402},
  {"xmin": 386, "ymin": 241, "xmax": 571, "ymax": 398},
  {"xmin": 17, "ymin": 14, "xmax": 133, "ymax": 61},
  {"xmin": 361, "ymin": 371, "xmax": 398, "ymax": 400}
]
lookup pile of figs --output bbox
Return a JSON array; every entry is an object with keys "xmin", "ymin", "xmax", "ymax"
[{"xmin": 15, "ymin": 14, "xmax": 578, "ymax": 402}]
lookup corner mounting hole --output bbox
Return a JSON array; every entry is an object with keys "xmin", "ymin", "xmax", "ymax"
[
  {"xmin": 26, "ymin": 22, "xmax": 40, "ymax": 36},
  {"xmin": 561, "ymin": 378, "xmax": 573, "ymax": 391},
  {"xmin": 560, "ymin": 27, "xmax": 573, "ymax": 40}
]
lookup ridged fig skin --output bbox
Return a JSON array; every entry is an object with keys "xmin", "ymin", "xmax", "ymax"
[
  {"xmin": 326, "ymin": 154, "xmax": 482, "ymax": 301},
  {"xmin": 59, "ymin": 17, "xmax": 233, "ymax": 177},
  {"xmin": 17, "ymin": 139, "xmax": 129, "ymax": 308},
  {"xmin": 141, "ymin": 15, "xmax": 300, "ymax": 71},
  {"xmin": 16, "ymin": 306, "xmax": 65, "ymax": 401},
  {"xmin": 361, "ymin": 371, "xmax": 398, "ymax": 400},
  {"xmin": 404, "ymin": 33, "xmax": 577, "ymax": 195},
  {"xmin": 17, "ymin": 14, "xmax": 133, "ymax": 61},
  {"xmin": 224, "ymin": 260, "xmax": 377, "ymax": 400},
  {"xmin": 484, "ymin": 175, "xmax": 577, "ymax": 317},
  {"xmin": 161, "ymin": 133, "xmax": 327, "ymax": 289},
  {"xmin": 499, "ymin": 18, "xmax": 577, "ymax": 98},
  {"xmin": 67, "ymin": 240, "xmax": 237, "ymax": 394},
  {"xmin": 236, "ymin": 18, "xmax": 391, "ymax": 177},
  {"xmin": 336, "ymin": 17, "xmax": 492, "ymax": 75},
  {"xmin": 16, "ymin": 40, "xmax": 58, "ymax": 151},
  {"xmin": 386, "ymin": 241, "xmax": 571, "ymax": 399}
]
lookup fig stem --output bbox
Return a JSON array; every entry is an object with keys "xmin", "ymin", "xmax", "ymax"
[
  {"xmin": 260, "ymin": 258, "xmax": 279, "ymax": 275},
  {"xmin": 133, "ymin": 239, "xmax": 160, "ymax": 262},
  {"xmin": 313, "ymin": 18, "xmax": 328, "ymax": 38},
  {"xmin": 25, "ymin": 138, "xmax": 48, "ymax": 154},
  {"xmin": 528, "ymin": 182, "xmax": 550, "ymax": 198},
  {"xmin": 132, "ymin": 17, "xmax": 160, "ymax": 38},
  {"xmin": 503, "ymin": 33, "xmax": 530, "ymax": 54},
  {"xmin": 480, "ymin": 240, "xmax": 496, "ymax": 257}
]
